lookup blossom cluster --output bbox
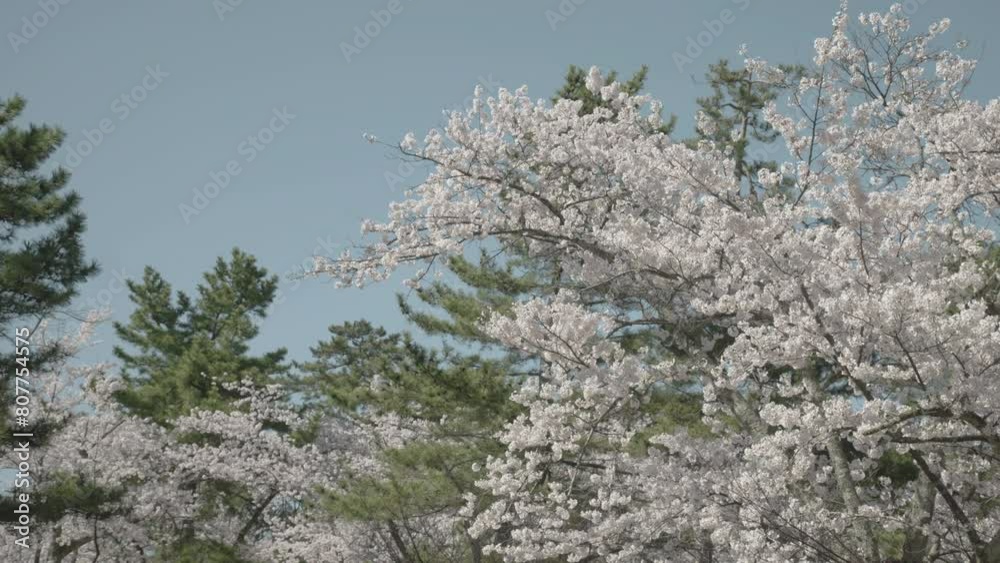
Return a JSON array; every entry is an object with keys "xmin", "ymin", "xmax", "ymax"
[{"xmin": 319, "ymin": 3, "xmax": 1000, "ymax": 561}]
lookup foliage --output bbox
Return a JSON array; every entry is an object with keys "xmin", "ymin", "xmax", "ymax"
[
  {"xmin": 0, "ymin": 95, "xmax": 98, "ymax": 437},
  {"xmin": 319, "ymin": 5, "xmax": 1000, "ymax": 561},
  {"xmin": 113, "ymin": 248, "xmax": 288, "ymax": 423},
  {"xmin": 691, "ymin": 58, "xmax": 804, "ymax": 195},
  {"xmin": 1, "ymin": 321, "xmax": 336, "ymax": 562},
  {"xmin": 297, "ymin": 319, "xmax": 517, "ymax": 561},
  {"xmin": 0, "ymin": 95, "xmax": 98, "ymax": 333},
  {"xmin": 11, "ymin": 5, "xmax": 1000, "ymax": 562},
  {"xmin": 552, "ymin": 65, "xmax": 676, "ymax": 135}
]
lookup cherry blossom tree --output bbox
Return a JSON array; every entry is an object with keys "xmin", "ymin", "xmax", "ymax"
[
  {"xmin": 318, "ymin": 3, "xmax": 1000, "ymax": 561},
  {"xmin": 1, "ymin": 317, "xmax": 345, "ymax": 563},
  {"xmin": 6, "ymin": 4, "xmax": 1000, "ymax": 562}
]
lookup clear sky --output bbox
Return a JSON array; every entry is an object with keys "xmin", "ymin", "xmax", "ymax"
[{"xmin": 3, "ymin": 0, "xmax": 998, "ymax": 364}]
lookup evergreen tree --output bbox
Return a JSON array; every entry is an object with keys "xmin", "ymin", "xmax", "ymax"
[
  {"xmin": 300, "ymin": 320, "xmax": 513, "ymax": 422},
  {"xmin": 692, "ymin": 59, "xmax": 805, "ymax": 198},
  {"xmin": 299, "ymin": 320, "xmax": 517, "ymax": 561},
  {"xmin": 0, "ymin": 95, "xmax": 98, "ymax": 434},
  {"xmin": 397, "ymin": 246, "xmax": 549, "ymax": 362},
  {"xmin": 552, "ymin": 64, "xmax": 677, "ymax": 134},
  {"xmin": 0, "ymin": 95, "xmax": 97, "ymax": 334},
  {"xmin": 0, "ymin": 94, "xmax": 108, "ymax": 550},
  {"xmin": 110, "ymin": 249, "xmax": 291, "ymax": 560},
  {"xmin": 113, "ymin": 248, "xmax": 287, "ymax": 423}
]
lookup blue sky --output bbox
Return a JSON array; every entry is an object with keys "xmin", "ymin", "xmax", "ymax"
[{"xmin": 3, "ymin": 0, "xmax": 998, "ymax": 364}]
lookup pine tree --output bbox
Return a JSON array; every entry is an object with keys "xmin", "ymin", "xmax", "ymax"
[
  {"xmin": 0, "ymin": 95, "xmax": 98, "ymax": 434},
  {"xmin": 0, "ymin": 94, "xmax": 106, "ymax": 547},
  {"xmin": 692, "ymin": 59, "xmax": 805, "ymax": 198},
  {"xmin": 552, "ymin": 64, "xmax": 677, "ymax": 135},
  {"xmin": 0, "ymin": 95, "xmax": 98, "ymax": 331},
  {"xmin": 397, "ymin": 246, "xmax": 549, "ymax": 360},
  {"xmin": 299, "ymin": 320, "xmax": 517, "ymax": 561},
  {"xmin": 112, "ymin": 248, "xmax": 287, "ymax": 423},
  {"xmin": 109, "ymin": 249, "xmax": 290, "ymax": 560},
  {"xmin": 300, "ymin": 320, "xmax": 513, "ymax": 422}
]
